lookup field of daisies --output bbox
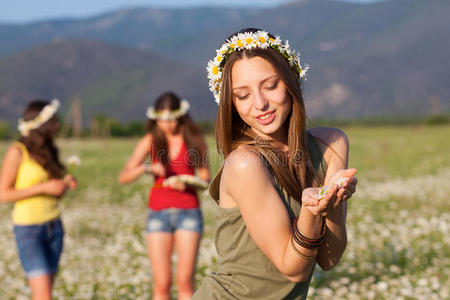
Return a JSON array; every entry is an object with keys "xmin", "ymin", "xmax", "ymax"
[{"xmin": 0, "ymin": 125, "xmax": 449, "ymax": 299}]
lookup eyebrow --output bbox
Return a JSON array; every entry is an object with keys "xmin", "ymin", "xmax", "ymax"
[{"xmin": 232, "ymin": 74, "xmax": 279, "ymax": 91}]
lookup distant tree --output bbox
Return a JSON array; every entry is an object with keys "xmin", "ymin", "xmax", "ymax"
[{"xmin": 0, "ymin": 121, "xmax": 11, "ymax": 140}]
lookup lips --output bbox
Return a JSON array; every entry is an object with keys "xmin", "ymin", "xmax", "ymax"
[{"xmin": 256, "ymin": 110, "xmax": 276, "ymax": 125}]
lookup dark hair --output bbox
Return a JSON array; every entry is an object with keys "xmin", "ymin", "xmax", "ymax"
[
  {"xmin": 19, "ymin": 100, "xmax": 65, "ymax": 179},
  {"xmin": 216, "ymin": 28, "xmax": 323, "ymax": 201},
  {"xmin": 146, "ymin": 92, "xmax": 208, "ymax": 167}
]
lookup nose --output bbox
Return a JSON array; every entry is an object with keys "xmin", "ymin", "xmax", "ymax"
[{"xmin": 254, "ymin": 89, "xmax": 269, "ymax": 111}]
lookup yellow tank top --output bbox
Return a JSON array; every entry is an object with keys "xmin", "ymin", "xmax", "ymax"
[{"xmin": 12, "ymin": 142, "xmax": 60, "ymax": 225}]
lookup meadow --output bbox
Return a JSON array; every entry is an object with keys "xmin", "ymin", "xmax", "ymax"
[{"xmin": 0, "ymin": 125, "xmax": 449, "ymax": 299}]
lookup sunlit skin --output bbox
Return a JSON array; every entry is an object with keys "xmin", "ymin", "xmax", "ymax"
[
  {"xmin": 118, "ymin": 109, "xmax": 210, "ymax": 300},
  {"xmin": 0, "ymin": 114, "xmax": 77, "ymax": 300},
  {"xmin": 219, "ymin": 55, "xmax": 358, "ymax": 282},
  {"xmin": 232, "ymin": 56, "xmax": 292, "ymax": 145}
]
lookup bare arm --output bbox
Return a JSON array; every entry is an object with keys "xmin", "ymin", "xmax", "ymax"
[
  {"xmin": 0, "ymin": 146, "xmax": 67, "ymax": 203},
  {"xmin": 221, "ymin": 147, "xmax": 320, "ymax": 282},
  {"xmin": 119, "ymin": 134, "xmax": 151, "ymax": 184},
  {"xmin": 308, "ymin": 127, "xmax": 353, "ymax": 270},
  {"xmin": 196, "ymin": 135, "xmax": 211, "ymax": 182},
  {"xmin": 119, "ymin": 134, "xmax": 166, "ymax": 184}
]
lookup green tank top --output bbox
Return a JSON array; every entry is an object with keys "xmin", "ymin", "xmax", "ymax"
[{"xmin": 193, "ymin": 133, "xmax": 327, "ymax": 300}]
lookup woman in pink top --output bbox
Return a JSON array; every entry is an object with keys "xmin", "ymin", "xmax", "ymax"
[{"xmin": 119, "ymin": 92, "xmax": 210, "ymax": 300}]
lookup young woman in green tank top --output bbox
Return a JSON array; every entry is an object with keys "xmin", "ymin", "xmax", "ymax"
[{"xmin": 193, "ymin": 28, "xmax": 358, "ymax": 299}]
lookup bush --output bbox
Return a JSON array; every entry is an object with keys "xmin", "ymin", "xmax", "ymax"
[{"xmin": 0, "ymin": 121, "xmax": 11, "ymax": 139}]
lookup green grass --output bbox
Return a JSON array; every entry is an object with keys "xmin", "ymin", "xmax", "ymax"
[{"xmin": 0, "ymin": 125, "xmax": 449, "ymax": 299}]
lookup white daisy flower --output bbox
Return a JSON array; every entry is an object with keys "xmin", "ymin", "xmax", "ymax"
[
  {"xmin": 217, "ymin": 44, "xmax": 230, "ymax": 57},
  {"xmin": 207, "ymin": 60, "xmax": 222, "ymax": 81},
  {"xmin": 313, "ymin": 185, "xmax": 330, "ymax": 200},
  {"xmin": 235, "ymin": 33, "xmax": 246, "ymax": 49},
  {"xmin": 242, "ymin": 32, "xmax": 257, "ymax": 49},
  {"xmin": 257, "ymin": 31, "xmax": 270, "ymax": 48},
  {"xmin": 67, "ymin": 155, "xmax": 81, "ymax": 166}
]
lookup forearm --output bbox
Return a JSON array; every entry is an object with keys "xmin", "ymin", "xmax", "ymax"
[
  {"xmin": 317, "ymin": 204, "xmax": 347, "ymax": 270},
  {"xmin": 119, "ymin": 165, "xmax": 146, "ymax": 184},
  {"xmin": 0, "ymin": 184, "xmax": 44, "ymax": 203},
  {"xmin": 280, "ymin": 209, "xmax": 324, "ymax": 281}
]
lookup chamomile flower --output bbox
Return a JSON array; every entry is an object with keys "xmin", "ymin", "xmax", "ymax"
[
  {"xmin": 67, "ymin": 155, "xmax": 81, "ymax": 166},
  {"xmin": 207, "ymin": 61, "xmax": 222, "ymax": 81},
  {"xmin": 269, "ymin": 35, "xmax": 282, "ymax": 47},
  {"xmin": 18, "ymin": 99, "xmax": 60, "ymax": 136},
  {"xmin": 257, "ymin": 31, "xmax": 270, "ymax": 48},
  {"xmin": 242, "ymin": 32, "xmax": 257, "ymax": 48},
  {"xmin": 313, "ymin": 185, "xmax": 331, "ymax": 200},
  {"xmin": 207, "ymin": 30, "xmax": 308, "ymax": 105}
]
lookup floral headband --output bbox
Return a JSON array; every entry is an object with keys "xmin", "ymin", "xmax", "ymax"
[
  {"xmin": 206, "ymin": 30, "xmax": 309, "ymax": 104},
  {"xmin": 18, "ymin": 99, "xmax": 60, "ymax": 136},
  {"xmin": 146, "ymin": 99, "xmax": 190, "ymax": 121}
]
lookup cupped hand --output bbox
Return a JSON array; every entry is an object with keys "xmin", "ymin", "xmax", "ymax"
[
  {"xmin": 42, "ymin": 179, "xmax": 68, "ymax": 197},
  {"xmin": 301, "ymin": 185, "xmax": 339, "ymax": 216},
  {"xmin": 329, "ymin": 168, "xmax": 357, "ymax": 209}
]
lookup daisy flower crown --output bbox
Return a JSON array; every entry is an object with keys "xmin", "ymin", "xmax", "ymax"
[
  {"xmin": 146, "ymin": 99, "xmax": 190, "ymax": 121},
  {"xmin": 207, "ymin": 30, "xmax": 309, "ymax": 104},
  {"xmin": 18, "ymin": 99, "xmax": 60, "ymax": 136}
]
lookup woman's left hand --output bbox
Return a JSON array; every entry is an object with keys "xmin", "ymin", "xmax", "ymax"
[
  {"xmin": 63, "ymin": 174, "xmax": 78, "ymax": 190},
  {"xmin": 168, "ymin": 181, "xmax": 186, "ymax": 192},
  {"xmin": 329, "ymin": 168, "xmax": 357, "ymax": 209},
  {"xmin": 301, "ymin": 168, "xmax": 357, "ymax": 216}
]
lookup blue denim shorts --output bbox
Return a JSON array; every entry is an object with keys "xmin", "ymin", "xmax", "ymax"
[
  {"xmin": 146, "ymin": 208, "xmax": 203, "ymax": 234},
  {"xmin": 14, "ymin": 218, "xmax": 64, "ymax": 278}
]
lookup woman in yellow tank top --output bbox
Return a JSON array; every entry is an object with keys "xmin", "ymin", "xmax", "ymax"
[{"xmin": 0, "ymin": 99, "xmax": 77, "ymax": 300}]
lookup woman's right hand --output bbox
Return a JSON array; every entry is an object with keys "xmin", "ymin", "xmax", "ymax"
[
  {"xmin": 301, "ymin": 186, "xmax": 338, "ymax": 216},
  {"xmin": 149, "ymin": 163, "xmax": 166, "ymax": 177},
  {"xmin": 41, "ymin": 179, "xmax": 68, "ymax": 197}
]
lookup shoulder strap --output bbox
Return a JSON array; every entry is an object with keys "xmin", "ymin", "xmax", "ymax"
[
  {"xmin": 306, "ymin": 132, "xmax": 327, "ymax": 181},
  {"xmin": 12, "ymin": 141, "xmax": 30, "ymax": 161}
]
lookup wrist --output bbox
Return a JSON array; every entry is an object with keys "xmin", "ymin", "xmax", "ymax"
[{"xmin": 143, "ymin": 163, "xmax": 152, "ymax": 174}]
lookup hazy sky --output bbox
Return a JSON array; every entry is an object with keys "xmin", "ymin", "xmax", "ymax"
[{"xmin": 0, "ymin": 0, "xmax": 383, "ymax": 23}]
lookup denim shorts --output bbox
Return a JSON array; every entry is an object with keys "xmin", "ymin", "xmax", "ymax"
[
  {"xmin": 14, "ymin": 218, "xmax": 64, "ymax": 278},
  {"xmin": 146, "ymin": 208, "xmax": 203, "ymax": 234}
]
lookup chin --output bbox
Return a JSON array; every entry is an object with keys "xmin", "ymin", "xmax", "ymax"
[{"xmin": 254, "ymin": 123, "xmax": 281, "ymax": 137}]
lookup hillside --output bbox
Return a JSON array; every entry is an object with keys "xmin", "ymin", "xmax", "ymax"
[
  {"xmin": 0, "ymin": 0, "xmax": 448, "ymax": 124},
  {"xmin": 0, "ymin": 40, "xmax": 215, "ymax": 124}
]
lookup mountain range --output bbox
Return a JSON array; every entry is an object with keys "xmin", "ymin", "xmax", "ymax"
[{"xmin": 0, "ymin": 0, "xmax": 448, "ymax": 125}]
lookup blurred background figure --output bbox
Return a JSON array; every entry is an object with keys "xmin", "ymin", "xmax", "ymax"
[
  {"xmin": 119, "ymin": 92, "xmax": 210, "ymax": 300},
  {"xmin": 0, "ymin": 99, "xmax": 77, "ymax": 300}
]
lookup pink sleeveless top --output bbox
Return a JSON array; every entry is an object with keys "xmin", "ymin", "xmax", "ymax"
[{"xmin": 148, "ymin": 142, "xmax": 199, "ymax": 210}]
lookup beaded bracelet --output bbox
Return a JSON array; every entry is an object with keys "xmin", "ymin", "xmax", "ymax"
[{"xmin": 290, "ymin": 235, "xmax": 317, "ymax": 260}]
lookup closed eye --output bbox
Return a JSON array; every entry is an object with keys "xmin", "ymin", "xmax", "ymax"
[
  {"xmin": 266, "ymin": 80, "xmax": 279, "ymax": 90},
  {"xmin": 234, "ymin": 94, "xmax": 249, "ymax": 100}
]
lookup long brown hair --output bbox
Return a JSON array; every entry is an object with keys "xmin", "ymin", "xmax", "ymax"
[
  {"xmin": 146, "ymin": 92, "xmax": 207, "ymax": 167},
  {"xmin": 216, "ymin": 28, "xmax": 323, "ymax": 201},
  {"xmin": 19, "ymin": 100, "xmax": 65, "ymax": 179}
]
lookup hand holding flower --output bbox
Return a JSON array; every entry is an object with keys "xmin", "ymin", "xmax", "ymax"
[
  {"xmin": 63, "ymin": 174, "xmax": 78, "ymax": 190},
  {"xmin": 168, "ymin": 180, "xmax": 186, "ymax": 192}
]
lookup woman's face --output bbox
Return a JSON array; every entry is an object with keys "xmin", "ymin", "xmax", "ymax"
[
  {"xmin": 231, "ymin": 56, "xmax": 291, "ymax": 141},
  {"xmin": 156, "ymin": 110, "xmax": 179, "ymax": 135}
]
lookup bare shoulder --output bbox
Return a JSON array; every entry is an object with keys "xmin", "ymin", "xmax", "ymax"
[
  {"xmin": 308, "ymin": 127, "xmax": 348, "ymax": 150},
  {"xmin": 221, "ymin": 144, "xmax": 273, "ymax": 204},
  {"xmin": 6, "ymin": 144, "xmax": 23, "ymax": 160},
  {"xmin": 140, "ymin": 133, "xmax": 153, "ymax": 145},
  {"xmin": 135, "ymin": 133, "xmax": 152, "ymax": 150},
  {"xmin": 223, "ymin": 144, "xmax": 265, "ymax": 173},
  {"xmin": 222, "ymin": 145, "xmax": 271, "ymax": 187},
  {"xmin": 1, "ymin": 144, "xmax": 22, "ymax": 170}
]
